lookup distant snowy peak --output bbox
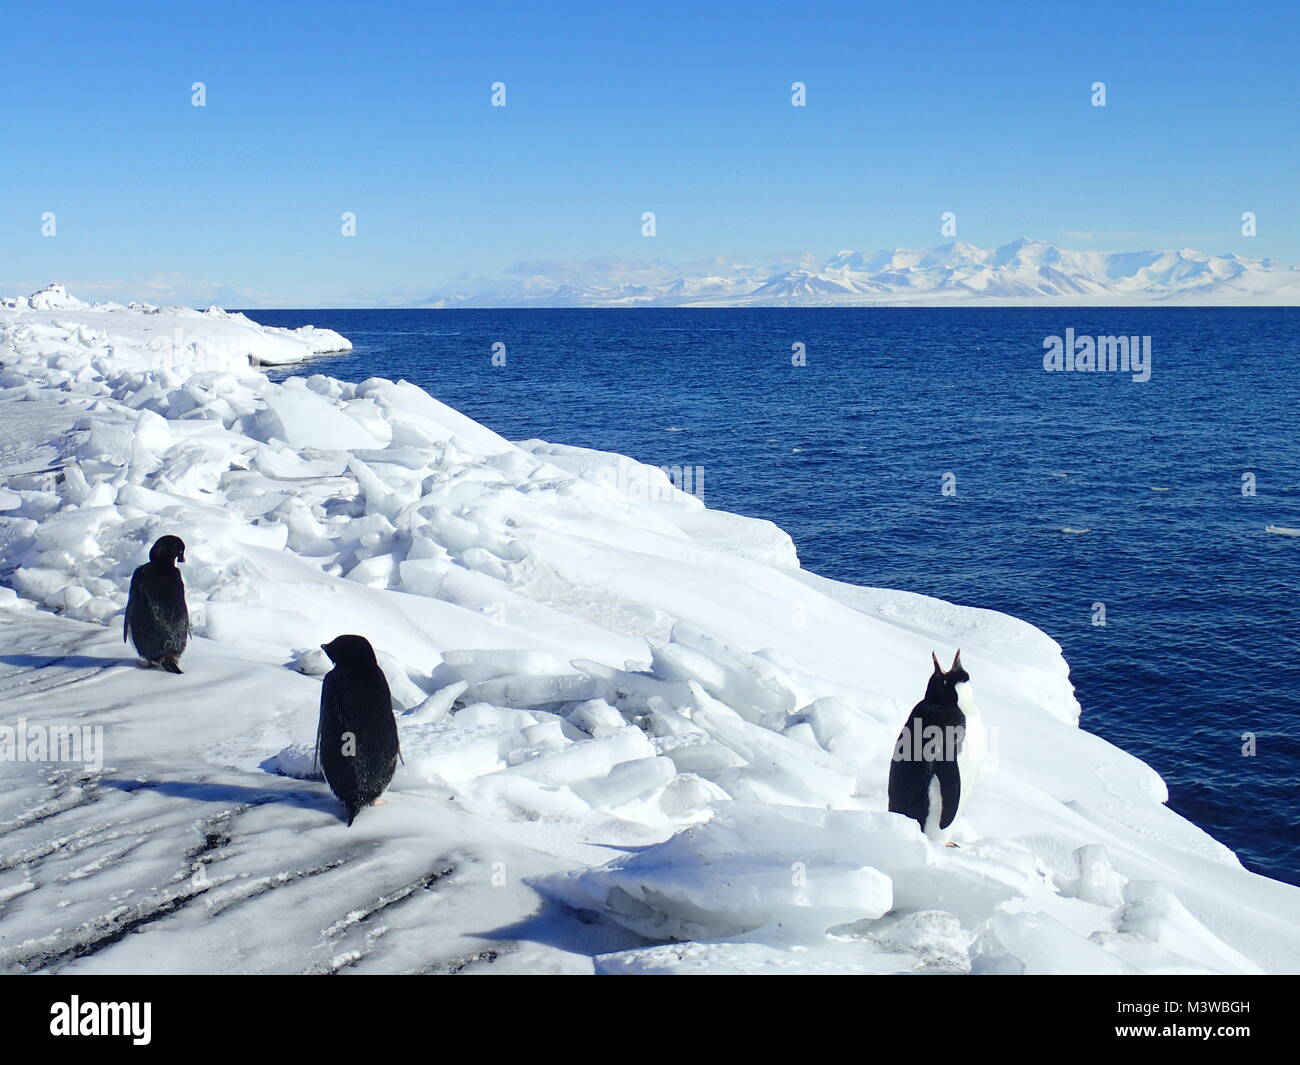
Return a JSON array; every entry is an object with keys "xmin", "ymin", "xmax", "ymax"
[
  {"xmin": 439, "ymin": 240, "xmax": 1300, "ymax": 307},
  {"xmin": 745, "ymin": 240, "xmax": 1300, "ymax": 305},
  {"xmin": 750, "ymin": 269, "xmax": 879, "ymax": 299}
]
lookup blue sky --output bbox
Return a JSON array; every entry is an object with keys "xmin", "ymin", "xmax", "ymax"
[{"xmin": 2, "ymin": 0, "xmax": 1297, "ymax": 306}]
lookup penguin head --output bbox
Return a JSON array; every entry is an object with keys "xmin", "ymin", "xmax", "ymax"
[
  {"xmin": 948, "ymin": 649, "xmax": 969, "ymax": 686},
  {"xmin": 948, "ymin": 649, "xmax": 975, "ymax": 709},
  {"xmin": 150, "ymin": 535, "xmax": 186, "ymax": 566},
  {"xmin": 322, "ymin": 634, "xmax": 379, "ymax": 670},
  {"xmin": 925, "ymin": 649, "xmax": 970, "ymax": 705}
]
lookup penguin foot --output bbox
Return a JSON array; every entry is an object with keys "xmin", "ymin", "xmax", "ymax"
[
  {"xmin": 372, "ymin": 798, "xmax": 387, "ymax": 806},
  {"xmin": 944, "ymin": 841, "xmax": 960, "ymax": 848}
]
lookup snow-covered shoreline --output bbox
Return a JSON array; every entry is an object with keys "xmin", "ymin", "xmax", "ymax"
[
  {"xmin": 1, "ymin": 283, "xmax": 351, "ymax": 368},
  {"xmin": 1, "ymin": 287, "xmax": 1296, "ymax": 974}
]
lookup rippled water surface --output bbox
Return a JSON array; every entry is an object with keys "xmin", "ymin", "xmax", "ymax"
[{"xmin": 250, "ymin": 307, "xmax": 1300, "ymax": 884}]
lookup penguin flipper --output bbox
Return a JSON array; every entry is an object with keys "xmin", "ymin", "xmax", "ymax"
[
  {"xmin": 123, "ymin": 577, "xmax": 135, "ymax": 644},
  {"xmin": 123, "ymin": 565, "xmax": 152, "ymax": 648},
  {"xmin": 935, "ymin": 758, "xmax": 962, "ymax": 831},
  {"xmin": 887, "ymin": 717, "xmax": 931, "ymax": 827},
  {"xmin": 313, "ymin": 696, "xmax": 328, "ymax": 779}
]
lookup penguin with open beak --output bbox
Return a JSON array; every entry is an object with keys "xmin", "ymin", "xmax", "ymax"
[{"xmin": 888, "ymin": 650, "xmax": 982, "ymax": 845}]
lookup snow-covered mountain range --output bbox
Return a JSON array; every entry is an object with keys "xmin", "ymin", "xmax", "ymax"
[{"xmin": 425, "ymin": 239, "xmax": 1300, "ymax": 307}]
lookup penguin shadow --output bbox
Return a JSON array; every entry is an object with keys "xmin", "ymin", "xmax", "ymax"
[
  {"xmin": 258, "ymin": 754, "xmax": 325, "ymax": 783},
  {"xmin": 478, "ymin": 898, "xmax": 655, "ymax": 959},
  {"xmin": 0, "ymin": 653, "xmax": 138, "ymax": 670},
  {"xmin": 101, "ymin": 777, "xmax": 335, "ymax": 816}
]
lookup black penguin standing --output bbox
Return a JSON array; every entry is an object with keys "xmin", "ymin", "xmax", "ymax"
[
  {"xmin": 888, "ymin": 650, "xmax": 973, "ymax": 845},
  {"xmin": 316, "ymin": 635, "xmax": 401, "ymax": 826},
  {"xmin": 124, "ymin": 535, "xmax": 190, "ymax": 674}
]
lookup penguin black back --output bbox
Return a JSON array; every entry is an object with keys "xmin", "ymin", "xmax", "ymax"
[
  {"xmin": 317, "ymin": 635, "xmax": 401, "ymax": 826},
  {"xmin": 888, "ymin": 650, "xmax": 969, "ymax": 838},
  {"xmin": 124, "ymin": 535, "xmax": 189, "ymax": 674}
]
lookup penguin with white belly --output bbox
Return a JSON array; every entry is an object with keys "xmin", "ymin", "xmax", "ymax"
[{"xmin": 888, "ymin": 650, "xmax": 985, "ymax": 845}]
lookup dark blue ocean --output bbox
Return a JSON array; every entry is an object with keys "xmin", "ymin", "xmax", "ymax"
[{"xmin": 247, "ymin": 308, "xmax": 1300, "ymax": 886}]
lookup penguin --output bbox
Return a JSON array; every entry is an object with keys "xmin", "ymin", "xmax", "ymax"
[
  {"xmin": 887, "ymin": 650, "xmax": 983, "ymax": 845},
  {"xmin": 316, "ymin": 635, "xmax": 401, "ymax": 826},
  {"xmin": 950, "ymin": 651, "xmax": 986, "ymax": 800},
  {"xmin": 124, "ymin": 535, "xmax": 190, "ymax": 674}
]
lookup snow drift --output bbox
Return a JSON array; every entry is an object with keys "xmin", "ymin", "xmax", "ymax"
[
  {"xmin": 0, "ymin": 283, "xmax": 350, "ymax": 367},
  {"xmin": 0, "ymin": 286, "xmax": 1296, "ymax": 974}
]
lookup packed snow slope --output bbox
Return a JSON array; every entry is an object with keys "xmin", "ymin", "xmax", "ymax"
[
  {"xmin": 0, "ymin": 283, "xmax": 350, "ymax": 366},
  {"xmin": 0, "ymin": 288, "xmax": 1296, "ymax": 975}
]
